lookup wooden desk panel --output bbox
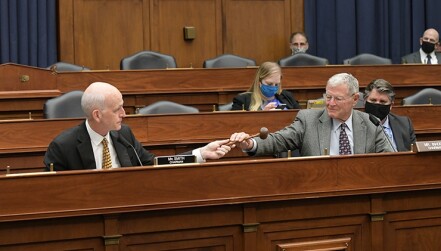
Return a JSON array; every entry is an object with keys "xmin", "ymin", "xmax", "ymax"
[
  {"xmin": 1, "ymin": 152, "xmax": 441, "ymax": 250},
  {"xmin": 0, "ymin": 105, "xmax": 440, "ymax": 174},
  {"xmin": 1, "ymin": 63, "xmax": 441, "ymax": 118}
]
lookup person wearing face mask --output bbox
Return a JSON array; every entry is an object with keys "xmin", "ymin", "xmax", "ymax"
[
  {"xmin": 364, "ymin": 79, "xmax": 416, "ymax": 151},
  {"xmin": 231, "ymin": 62, "xmax": 300, "ymax": 111},
  {"xmin": 402, "ymin": 28, "xmax": 441, "ymax": 64},
  {"xmin": 289, "ymin": 32, "xmax": 309, "ymax": 55}
]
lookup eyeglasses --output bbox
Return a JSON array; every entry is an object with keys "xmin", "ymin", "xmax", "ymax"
[
  {"xmin": 323, "ymin": 93, "xmax": 354, "ymax": 103},
  {"xmin": 422, "ymin": 37, "xmax": 438, "ymax": 44}
]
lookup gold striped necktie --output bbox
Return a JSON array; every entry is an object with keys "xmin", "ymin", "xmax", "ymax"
[{"xmin": 102, "ymin": 138, "xmax": 112, "ymax": 169}]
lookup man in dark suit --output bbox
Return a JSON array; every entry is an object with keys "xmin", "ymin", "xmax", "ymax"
[
  {"xmin": 229, "ymin": 73, "xmax": 393, "ymax": 157},
  {"xmin": 364, "ymin": 79, "xmax": 416, "ymax": 151},
  {"xmin": 402, "ymin": 28, "xmax": 441, "ymax": 64},
  {"xmin": 44, "ymin": 82, "xmax": 231, "ymax": 171}
]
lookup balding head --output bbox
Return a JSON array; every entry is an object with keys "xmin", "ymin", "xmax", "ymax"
[{"xmin": 81, "ymin": 82, "xmax": 121, "ymax": 118}]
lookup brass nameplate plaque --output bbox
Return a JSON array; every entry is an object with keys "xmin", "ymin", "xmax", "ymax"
[
  {"xmin": 415, "ymin": 141, "xmax": 441, "ymax": 152},
  {"xmin": 154, "ymin": 155, "xmax": 196, "ymax": 166}
]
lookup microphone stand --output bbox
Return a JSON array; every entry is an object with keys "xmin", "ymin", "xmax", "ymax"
[{"xmin": 368, "ymin": 114, "xmax": 397, "ymax": 152}]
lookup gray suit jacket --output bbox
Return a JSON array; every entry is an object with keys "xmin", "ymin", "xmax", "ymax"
[
  {"xmin": 254, "ymin": 109, "xmax": 393, "ymax": 156},
  {"xmin": 401, "ymin": 51, "xmax": 441, "ymax": 64}
]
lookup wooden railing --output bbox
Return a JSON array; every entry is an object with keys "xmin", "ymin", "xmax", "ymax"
[
  {"xmin": 0, "ymin": 105, "xmax": 440, "ymax": 174},
  {"xmin": 1, "ymin": 63, "xmax": 441, "ymax": 119}
]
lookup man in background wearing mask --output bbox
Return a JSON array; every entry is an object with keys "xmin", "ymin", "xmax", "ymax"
[
  {"xmin": 364, "ymin": 79, "xmax": 416, "ymax": 151},
  {"xmin": 402, "ymin": 28, "xmax": 441, "ymax": 64},
  {"xmin": 289, "ymin": 32, "xmax": 309, "ymax": 55}
]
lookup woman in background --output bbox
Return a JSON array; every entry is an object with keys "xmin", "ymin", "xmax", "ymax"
[{"xmin": 232, "ymin": 61, "xmax": 300, "ymax": 111}]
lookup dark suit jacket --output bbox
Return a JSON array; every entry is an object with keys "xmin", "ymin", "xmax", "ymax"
[
  {"xmin": 401, "ymin": 51, "xmax": 441, "ymax": 64},
  {"xmin": 44, "ymin": 122, "xmax": 156, "ymax": 171},
  {"xmin": 231, "ymin": 90, "xmax": 300, "ymax": 110},
  {"xmin": 389, "ymin": 113, "xmax": 416, "ymax": 151}
]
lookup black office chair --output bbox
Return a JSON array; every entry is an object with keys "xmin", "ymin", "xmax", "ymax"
[
  {"xmin": 43, "ymin": 90, "xmax": 85, "ymax": 119},
  {"xmin": 278, "ymin": 53, "xmax": 329, "ymax": 66},
  {"xmin": 401, "ymin": 88, "xmax": 441, "ymax": 105},
  {"xmin": 343, "ymin": 53, "xmax": 392, "ymax": 65},
  {"xmin": 47, "ymin": 61, "xmax": 90, "ymax": 72},
  {"xmin": 203, "ymin": 54, "xmax": 256, "ymax": 68},
  {"xmin": 120, "ymin": 50, "xmax": 177, "ymax": 70},
  {"xmin": 136, "ymin": 101, "xmax": 199, "ymax": 114}
]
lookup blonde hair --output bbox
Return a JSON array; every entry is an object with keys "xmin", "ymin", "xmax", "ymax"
[{"xmin": 248, "ymin": 62, "xmax": 283, "ymax": 111}]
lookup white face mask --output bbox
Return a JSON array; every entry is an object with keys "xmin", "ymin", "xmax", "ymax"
[{"xmin": 292, "ymin": 47, "xmax": 307, "ymax": 55}]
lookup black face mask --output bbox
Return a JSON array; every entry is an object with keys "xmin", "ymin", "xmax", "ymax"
[
  {"xmin": 365, "ymin": 101, "xmax": 391, "ymax": 121},
  {"xmin": 421, "ymin": 41, "xmax": 436, "ymax": 54}
]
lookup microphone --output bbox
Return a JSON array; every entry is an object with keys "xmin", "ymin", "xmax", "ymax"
[
  {"xmin": 368, "ymin": 114, "xmax": 396, "ymax": 152},
  {"xmin": 118, "ymin": 135, "xmax": 143, "ymax": 166}
]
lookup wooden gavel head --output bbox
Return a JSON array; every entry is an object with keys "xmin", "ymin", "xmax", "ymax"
[{"xmin": 259, "ymin": 127, "xmax": 269, "ymax": 139}]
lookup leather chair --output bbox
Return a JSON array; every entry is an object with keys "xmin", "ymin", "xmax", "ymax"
[
  {"xmin": 136, "ymin": 101, "xmax": 199, "ymax": 114},
  {"xmin": 47, "ymin": 61, "xmax": 90, "ymax": 72},
  {"xmin": 43, "ymin": 90, "xmax": 85, "ymax": 119},
  {"xmin": 401, "ymin": 88, "xmax": 441, "ymax": 105},
  {"xmin": 278, "ymin": 53, "xmax": 329, "ymax": 66},
  {"xmin": 203, "ymin": 54, "xmax": 256, "ymax": 68},
  {"xmin": 120, "ymin": 51, "xmax": 177, "ymax": 70},
  {"xmin": 343, "ymin": 53, "xmax": 392, "ymax": 65}
]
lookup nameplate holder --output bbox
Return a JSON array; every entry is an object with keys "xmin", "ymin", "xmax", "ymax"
[
  {"xmin": 154, "ymin": 155, "xmax": 196, "ymax": 166},
  {"xmin": 415, "ymin": 141, "xmax": 441, "ymax": 152}
]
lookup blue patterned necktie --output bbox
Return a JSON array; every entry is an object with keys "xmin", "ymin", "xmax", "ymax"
[{"xmin": 339, "ymin": 123, "xmax": 352, "ymax": 155}]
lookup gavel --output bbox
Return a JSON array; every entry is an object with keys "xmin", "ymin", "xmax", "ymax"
[{"xmin": 226, "ymin": 127, "xmax": 269, "ymax": 146}]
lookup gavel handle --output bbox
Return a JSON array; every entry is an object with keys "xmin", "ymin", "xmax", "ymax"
[{"xmin": 226, "ymin": 132, "xmax": 259, "ymax": 146}]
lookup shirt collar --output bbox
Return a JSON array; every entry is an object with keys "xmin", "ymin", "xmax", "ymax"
[
  {"xmin": 86, "ymin": 120, "xmax": 110, "ymax": 146},
  {"xmin": 332, "ymin": 112, "xmax": 353, "ymax": 132}
]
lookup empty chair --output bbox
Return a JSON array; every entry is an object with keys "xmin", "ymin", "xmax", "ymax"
[
  {"xmin": 278, "ymin": 53, "xmax": 328, "ymax": 66},
  {"xmin": 203, "ymin": 54, "xmax": 256, "ymax": 68},
  {"xmin": 218, "ymin": 102, "xmax": 233, "ymax": 111},
  {"xmin": 47, "ymin": 61, "xmax": 90, "ymax": 72},
  {"xmin": 120, "ymin": 50, "xmax": 177, "ymax": 70},
  {"xmin": 401, "ymin": 88, "xmax": 441, "ymax": 105},
  {"xmin": 43, "ymin": 90, "xmax": 85, "ymax": 119},
  {"xmin": 136, "ymin": 101, "xmax": 199, "ymax": 114},
  {"xmin": 343, "ymin": 53, "xmax": 392, "ymax": 65}
]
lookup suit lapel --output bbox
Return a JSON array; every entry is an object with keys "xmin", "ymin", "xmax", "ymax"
[
  {"xmin": 352, "ymin": 111, "xmax": 367, "ymax": 154},
  {"xmin": 389, "ymin": 114, "xmax": 404, "ymax": 151},
  {"xmin": 318, "ymin": 110, "xmax": 331, "ymax": 155},
  {"xmin": 110, "ymin": 131, "xmax": 132, "ymax": 167},
  {"xmin": 77, "ymin": 123, "xmax": 97, "ymax": 169}
]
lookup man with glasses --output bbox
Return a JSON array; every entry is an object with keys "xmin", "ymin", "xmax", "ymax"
[
  {"xmin": 289, "ymin": 32, "xmax": 309, "ymax": 55},
  {"xmin": 402, "ymin": 28, "xmax": 441, "ymax": 64},
  {"xmin": 229, "ymin": 73, "xmax": 393, "ymax": 157}
]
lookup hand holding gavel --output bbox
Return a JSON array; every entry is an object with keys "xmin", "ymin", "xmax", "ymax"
[{"xmin": 226, "ymin": 127, "xmax": 269, "ymax": 146}]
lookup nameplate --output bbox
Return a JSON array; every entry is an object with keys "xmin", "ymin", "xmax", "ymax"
[
  {"xmin": 415, "ymin": 141, "xmax": 441, "ymax": 152},
  {"xmin": 154, "ymin": 155, "xmax": 196, "ymax": 166}
]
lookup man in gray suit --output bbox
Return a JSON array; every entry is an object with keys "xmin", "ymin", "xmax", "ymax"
[
  {"xmin": 364, "ymin": 79, "xmax": 416, "ymax": 152},
  {"xmin": 402, "ymin": 28, "xmax": 441, "ymax": 64},
  {"xmin": 229, "ymin": 73, "xmax": 393, "ymax": 157}
]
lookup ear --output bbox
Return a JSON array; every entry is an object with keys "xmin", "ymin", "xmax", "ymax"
[
  {"xmin": 352, "ymin": 93, "xmax": 360, "ymax": 107},
  {"xmin": 91, "ymin": 109, "xmax": 101, "ymax": 122}
]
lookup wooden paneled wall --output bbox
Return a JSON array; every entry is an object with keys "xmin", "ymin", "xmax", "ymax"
[{"xmin": 58, "ymin": 0, "xmax": 304, "ymax": 70}]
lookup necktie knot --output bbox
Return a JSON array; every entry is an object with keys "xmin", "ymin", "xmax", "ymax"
[{"xmin": 102, "ymin": 138, "xmax": 112, "ymax": 169}]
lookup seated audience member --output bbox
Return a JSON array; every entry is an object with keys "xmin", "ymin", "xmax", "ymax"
[
  {"xmin": 229, "ymin": 73, "xmax": 393, "ymax": 157},
  {"xmin": 364, "ymin": 79, "xmax": 416, "ymax": 151},
  {"xmin": 232, "ymin": 62, "xmax": 300, "ymax": 111},
  {"xmin": 289, "ymin": 32, "xmax": 309, "ymax": 55},
  {"xmin": 402, "ymin": 28, "xmax": 441, "ymax": 64},
  {"xmin": 44, "ymin": 82, "xmax": 232, "ymax": 171}
]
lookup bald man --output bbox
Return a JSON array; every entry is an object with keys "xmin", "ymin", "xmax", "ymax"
[
  {"xmin": 402, "ymin": 28, "xmax": 441, "ymax": 64},
  {"xmin": 44, "ymin": 82, "xmax": 231, "ymax": 171}
]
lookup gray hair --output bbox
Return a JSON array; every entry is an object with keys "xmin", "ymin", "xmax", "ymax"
[
  {"xmin": 327, "ymin": 73, "xmax": 359, "ymax": 96},
  {"xmin": 364, "ymin": 79, "xmax": 395, "ymax": 102},
  {"xmin": 81, "ymin": 82, "xmax": 113, "ymax": 118}
]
